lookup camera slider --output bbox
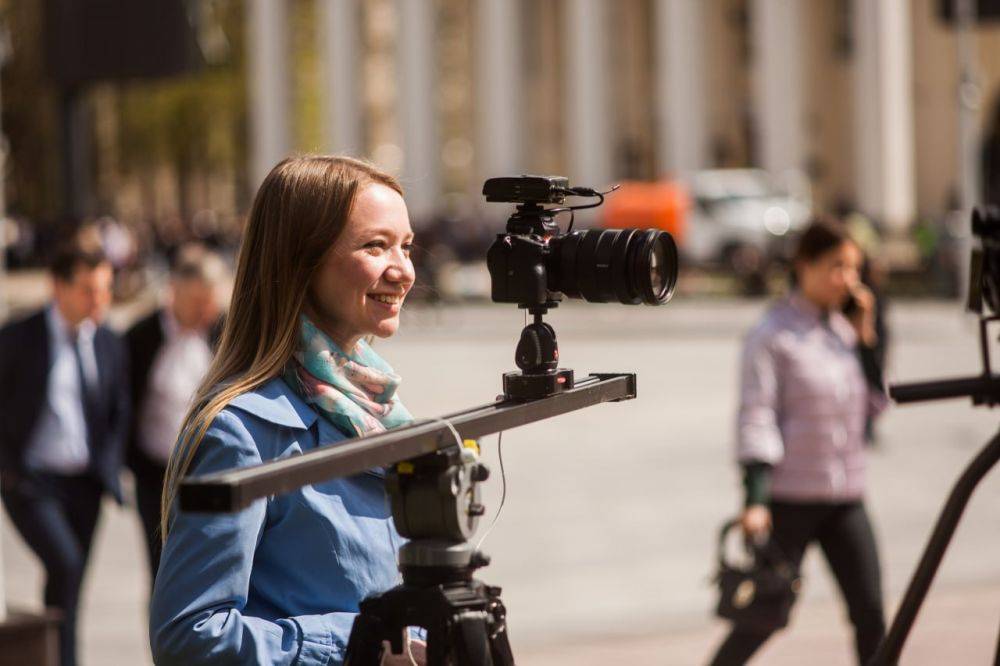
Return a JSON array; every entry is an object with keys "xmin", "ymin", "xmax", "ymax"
[
  {"xmin": 179, "ymin": 373, "xmax": 636, "ymax": 514},
  {"xmin": 179, "ymin": 373, "xmax": 636, "ymax": 666}
]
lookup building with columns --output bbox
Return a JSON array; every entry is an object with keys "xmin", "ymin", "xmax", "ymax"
[{"xmin": 245, "ymin": 0, "xmax": 1000, "ymax": 234}]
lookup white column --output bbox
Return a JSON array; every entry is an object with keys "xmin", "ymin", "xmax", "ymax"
[
  {"xmin": 247, "ymin": 0, "xmax": 291, "ymax": 189},
  {"xmin": 396, "ymin": 0, "xmax": 439, "ymax": 222},
  {"xmin": 853, "ymin": 0, "xmax": 915, "ymax": 232},
  {"xmin": 655, "ymin": 0, "xmax": 708, "ymax": 175},
  {"xmin": 475, "ymin": 0, "xmax": 523, "ymax": 186},
  {"xmin": 751, "ymin": 0, "xmax": 805, "ymax": 176},
  {"xmin": 565, "ymin": 0, "xmax": 613, "ymax": 189},
  {"xmin": 321, "ymin": 0, "xmax": 363, "ymax": 156}
]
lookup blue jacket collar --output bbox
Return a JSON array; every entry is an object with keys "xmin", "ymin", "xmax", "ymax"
[
  {"xmin": 228, "ymin": 377, "xmax": 319, "ymax": 430},
  {"xmin": 228, "ymin": 376, "xmax": 381, "ymax": 476}
]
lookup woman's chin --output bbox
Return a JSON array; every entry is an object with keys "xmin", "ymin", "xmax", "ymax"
[{"xmin": 370, "ymin": 318, "xmax": 400, "ymax": 339}]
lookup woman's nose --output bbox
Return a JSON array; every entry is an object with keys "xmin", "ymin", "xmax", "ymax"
[{"xmin": 386, "ymin": 249, "xmax": 415, "ymax": 284}]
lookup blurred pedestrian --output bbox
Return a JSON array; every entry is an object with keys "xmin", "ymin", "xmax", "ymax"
[
  {"xmin": 0, "ymin": 240, "xmax": 129, "ymax": 666},
  {"xmin": 125, "ymin": 243, "xmax": 227, "ymax": 582},
  {"xmin": 710, "ymin": 218, "xmax": 888, "ymax": 666}
]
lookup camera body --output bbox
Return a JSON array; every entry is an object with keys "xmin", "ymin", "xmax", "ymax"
[
  {"xmin": 970, "ymin": 206, "xmax": 1000, "ymax": 315},
  {"xmin": 486, "ymin": 201, "xmax": 564, "ymax": 308}
]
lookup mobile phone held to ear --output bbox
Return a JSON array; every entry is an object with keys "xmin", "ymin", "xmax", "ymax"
[{"xmin": 842, "ymin": 292, "xmax": 860, "ymax": 316}]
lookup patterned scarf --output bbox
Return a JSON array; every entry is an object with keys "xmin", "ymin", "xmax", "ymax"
[{"xmin": 284, "ymin": 316, "xmax": 413, "ymax": 437}]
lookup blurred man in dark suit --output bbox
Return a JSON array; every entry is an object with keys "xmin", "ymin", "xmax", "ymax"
[
  {"xmin": 0, "ymin": 241, "xmax": 129, "ymax": 666},
  {"xmin": 126, "ymin": 244, "xmax": 226, "ymax": 581}
]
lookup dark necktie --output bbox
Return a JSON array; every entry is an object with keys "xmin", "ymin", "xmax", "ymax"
[{"xmin": 72, "ymin": 331, "xmax": 99, "ymax": 450}]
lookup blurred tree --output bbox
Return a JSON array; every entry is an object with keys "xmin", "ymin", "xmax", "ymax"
[
  {"xmin": 0, "ymin": 0, "xmax": 63, "ymax": 225},
  {"xmin": 0, "ymin": 0, "xmax": 249, "ymax": 241},
  {"xmin": 291, "ymin": 0, "xmax": 323, "ymax": 154},
  {"xmin": 113, "ymin": 0, "xmax": 247, "ymax": 222}
]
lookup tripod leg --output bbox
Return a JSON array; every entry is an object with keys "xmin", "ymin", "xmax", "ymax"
[
  {"xmin": 490, "ymin": 626, "xmax": 514, "ymax": 666},
  {"xmin": 425, "ymin": 626, "xmax": 456, "ymax": 666},
  {"xmin": 487, "ymin": 623, "xmax": 515, "ymax": 666},
  {"xmin": 994, "ymin": 614, "xmax": 1000, "ymax": 666},
  {"xmin": 486, "ymin": 596, "xmax": 515, "ymax": 666},
  {"xmin": 449, "ymin": 611, "xmax": 494, "ymax": 666},
  {"xmin": 868, "ymin": 430, "xmax": 1000, "ymax": 665},
  {"xmin": 345, "ymin": 612, "xmax": 388, "ymax": 666}
]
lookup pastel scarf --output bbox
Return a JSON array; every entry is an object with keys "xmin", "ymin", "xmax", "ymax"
[{"xmin": 284, "ymin": 316, "xmax": 413, "ymax": 437}]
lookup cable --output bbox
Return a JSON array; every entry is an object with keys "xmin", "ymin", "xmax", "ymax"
[
  {"xmin": 412, "ymin": 416, "xmax": 508, "ymax": 557},
  {"xmin": 475, "ymin": 431, "xmax": 507, "ymax": 552},
  {"xmin": 425, "ymin": 414, "xmax": 463, "ymax": 451},
  {"xmin": 405, "ymin": 632, "xmax": 418, "ymax": 666}
]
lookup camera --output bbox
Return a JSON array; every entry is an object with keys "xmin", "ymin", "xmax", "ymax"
[
  {"xmin": 970, "ymin": 205, "xmax": 1000, "ymax": 315},
  {"xmin": 484, "ymin": 175, "xmax": 678, "ymax": 309}
]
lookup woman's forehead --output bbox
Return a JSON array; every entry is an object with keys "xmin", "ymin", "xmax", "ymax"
[{"xmin": 346, "ymin": 184, "xmax": 412, "ymax": 235}]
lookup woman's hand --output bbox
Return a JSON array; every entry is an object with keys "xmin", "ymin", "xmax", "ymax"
[
  {"xmin": 845, "ymin": 283, "xmax": 878, "ymax": 348},
  {"xmin": 740, "ymin": 505, "xmax": 772, "ymax": 541},
  {"xmin": 381, "ymin": 637, "xmax": 426, "ymax": 665}
]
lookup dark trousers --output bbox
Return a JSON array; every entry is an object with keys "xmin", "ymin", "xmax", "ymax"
[
  {"xmin": 133, "ymin": 462, "xmax": 166, "ymax": 582},
  {"xmin": 1, "ymin": 471, "xmax": 104, "ymax": 666},
  {"xmin": 710, "ymin": 501, "xmax": 886, "ymax": 666}
]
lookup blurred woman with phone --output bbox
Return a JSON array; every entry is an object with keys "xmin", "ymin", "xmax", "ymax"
[{"xmin": 710, "ymin": 218, "xmax": 888, "ymax": 665}]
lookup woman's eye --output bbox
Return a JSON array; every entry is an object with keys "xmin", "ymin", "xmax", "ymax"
[
  {"xmin": 402, "ymin": 243, "xmax": 413, "ymax": 254},
  {"xmin": 364, "ymin": 241, "xmax": 386, "ymax": 254}
]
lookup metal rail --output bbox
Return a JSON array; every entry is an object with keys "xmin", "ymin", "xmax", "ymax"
[{"xmin": 179, "ymin": 373, "xmax": 636, "ymax": 513}]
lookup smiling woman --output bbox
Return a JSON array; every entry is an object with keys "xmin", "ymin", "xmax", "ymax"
[
  {"xmin": 306, "ymin": 182, "xmax": 415, "ymax": 351},
  {"xmin": 149, "ymin": 155, "xmax": 425, "ymax": 665}
]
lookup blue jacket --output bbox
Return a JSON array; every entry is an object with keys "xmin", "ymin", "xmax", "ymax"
[{"xmin": 149, "ymin": 377, "xmax": 403, "ymax": 665}]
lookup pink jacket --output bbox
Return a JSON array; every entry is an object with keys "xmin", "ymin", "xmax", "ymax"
[{"xmin": 736, "ymin": 294, "xmax": 887, "ymax": 502}]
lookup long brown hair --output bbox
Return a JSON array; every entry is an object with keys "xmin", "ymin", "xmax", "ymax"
[{"xmin": 160, "ymin": 155, "xmax": 402, "ymax": 538}]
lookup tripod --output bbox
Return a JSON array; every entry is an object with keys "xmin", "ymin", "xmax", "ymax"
[
  {"xmin": 868, "ymin": 315, "xmax": 1000, "ymax": 664},
  {"xmin": 346, "ymin": 309, "xmax": 578, "ymax": 665},
  {"xmin": 345, "ymin": 441, "xmax": 514, "ymax": 666}
]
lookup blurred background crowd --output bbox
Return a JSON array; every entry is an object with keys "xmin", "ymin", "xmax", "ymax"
[{"xmin": 1, "ymin": 0, "xmax": 999, "ymax": 310}]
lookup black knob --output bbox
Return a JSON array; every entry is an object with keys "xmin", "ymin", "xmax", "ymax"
[{"xmin": 515, "ymin": 329, "xmax": 542, "ymax": 369}]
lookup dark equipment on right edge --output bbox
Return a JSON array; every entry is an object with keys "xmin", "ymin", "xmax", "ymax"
[
  {"xmin": 485, "ymin": 175, "xmax": 678, "ymax": 400},
  {"xmin": 868, "ymin": 205, "xmax": 1000, "ymax": 665}
]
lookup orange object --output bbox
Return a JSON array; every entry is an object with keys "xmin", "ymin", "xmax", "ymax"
[{"xmin": 601, "ymin": 180, "xmax": 690, "ymax": 244}]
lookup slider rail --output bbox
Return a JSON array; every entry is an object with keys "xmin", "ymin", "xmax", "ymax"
[{"xmin": 179, "ymin": 373, "xmax": 636, "ymax": 513}]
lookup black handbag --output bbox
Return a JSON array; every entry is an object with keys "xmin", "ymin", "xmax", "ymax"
[{"xmin": 713, "ymin": 519, "xmax": 801, "ymax": 632}]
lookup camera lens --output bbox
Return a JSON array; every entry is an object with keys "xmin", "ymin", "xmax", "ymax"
[
  {"xmin": 634, "ymin": 229, "xmax": 678, "ymax": 304},
  {"xmin": 553, "ymin": 229, "xmax": 677, "ymax": 305}
]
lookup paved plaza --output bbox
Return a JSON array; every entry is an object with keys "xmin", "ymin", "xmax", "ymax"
[{"xmin": 3, "ymin": 295, "xmax": 1000, "ymax": 664}]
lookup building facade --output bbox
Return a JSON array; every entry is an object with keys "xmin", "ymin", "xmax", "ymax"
[{"xmin": 244, "ymin": 0, "xmax": 1000, "ymax": 231}]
